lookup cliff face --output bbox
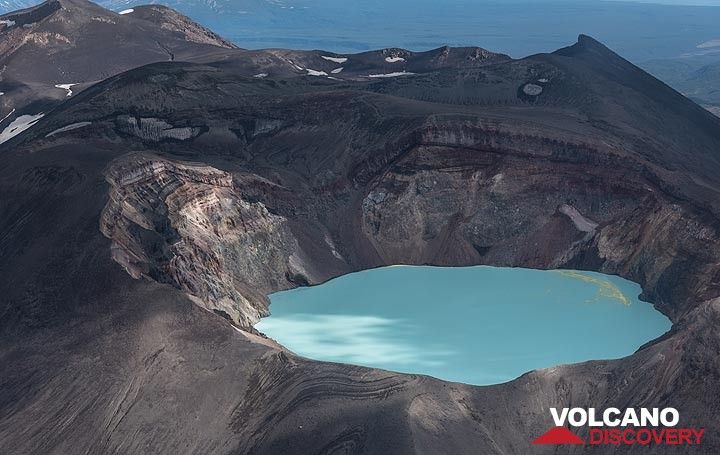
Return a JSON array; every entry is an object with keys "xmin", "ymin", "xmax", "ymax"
[
  {"xmin": 2, "ymin": 24, "xmax": 720, "ymax": 455},
  {"xmin": 95, "ymin": 120, "xmax": 720, "ymax": 330},
  {"xmin": 100, "ymin": 153, "xmax": 316, "ymax": 326},
  {"xmin": 360, "ymin": 135, "xmax": 720, "ymax": 321}
]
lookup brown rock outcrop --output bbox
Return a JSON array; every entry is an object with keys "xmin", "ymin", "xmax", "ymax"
[{"xmin": 100, "ymin": 152, "xmax": 314, "ymax": 326}]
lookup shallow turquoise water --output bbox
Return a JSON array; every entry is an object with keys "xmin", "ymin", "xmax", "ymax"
[{"xmin": 256, "ymin": 266, "xmax": 671, "ymax": 385}]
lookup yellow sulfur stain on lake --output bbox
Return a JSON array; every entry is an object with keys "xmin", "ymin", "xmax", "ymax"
[
  {"xmin": 259, "ymin": 265, "xmax": 670, "ymax": 385},
  {"xmin": 554, "ymin": 270, "xmax": 631, "ymax": 306}
]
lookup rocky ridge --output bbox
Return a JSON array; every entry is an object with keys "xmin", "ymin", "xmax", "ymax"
[
  {"xmin": 1, "ymin": 2, "xmax": 720, "ymax": 454},
  {"xmin": 101, "ymin": 152, "xmax": 318, "ymax": 326}
]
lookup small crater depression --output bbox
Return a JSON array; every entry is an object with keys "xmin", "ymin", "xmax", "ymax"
[{"xmin": 523, "ymin": 83, "xmax": 543, "ymax": 96}]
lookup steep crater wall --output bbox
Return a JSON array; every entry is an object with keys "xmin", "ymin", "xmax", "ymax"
[
  {"xmin": 100, "ymin": 152, "xmax": 320, "ymax": 326},
  {"xmin": 99, "ymin": 122, "xmax": 720, "ymax": 330},
  {"xmin": 360, "ymin": 143, "xmax": 720, "ymax": 320}
]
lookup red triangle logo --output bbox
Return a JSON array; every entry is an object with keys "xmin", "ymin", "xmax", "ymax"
[{"xmin": 533, "ymin": 426, "xmax": 585, "ymax": 445}]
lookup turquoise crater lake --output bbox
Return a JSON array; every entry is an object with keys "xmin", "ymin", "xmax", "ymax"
[{"xmin": 256, "ymin": 266, "xmax": 671, "ymax": 385}]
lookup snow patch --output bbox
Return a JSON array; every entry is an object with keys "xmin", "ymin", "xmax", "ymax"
[
  {"xmin": 385, "ymin": 56, "xmax": 405, "ymax": 63},
  {"xmin": 538, "ymin": 78, "xmax": 549, "ymax": 83},
  {"xmin": 0, "ymin": 108, "xmax": 15, "ymax": 125},
  {"xmin": 322, "ymin": 55, "xmax": 347, "ymax": 64},
  {"xmin": 45, "ymin": 121, "xmax": 92, "ymax": 138},
  {"xmin": 324, "ymin": 235, "xmax": 344, "ymax": 260},
  {"xmin": 118, "ymin": 8, "xmax": 134, "ymax": 14},
  {"xmin": 0, "ymin": 113, "xmax": 44, "ymax": 144},
  {"xmin": 253, "ymin": 73, "xmax": 268, "ymax": 78},
  {"xmin": 367, "ymin": 71, "xmax": 415, "ymax": 78},
  {"xmin": 0, "ymin": 19, "xmax": 15, "ymax": 27},
  {"xmin": 559, "ymin": 204, "xmax": 598, "ymax": 233},
  {"xmin": 330, "ymin": 67, "xmax": 343, "ymax": 74},
  {"xmin": 54, "ymin": 83, "xmax": 77, "ymax": 97},
  {"xmin": 305, "ymin": 69, "xmax": 328, "ymax": 76}
]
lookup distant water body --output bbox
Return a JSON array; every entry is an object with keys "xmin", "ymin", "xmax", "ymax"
[
  {"xmin": 179, "ymin": 0, "xmax": 720, "ymax": 62},
  {"xmin": 256, "ymin": 266, "xmax": 671, "ymax": 385}
]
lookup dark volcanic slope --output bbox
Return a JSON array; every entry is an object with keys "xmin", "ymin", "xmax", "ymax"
[
  {"xmin": 0, "ymin": 0, "xmax": 236, "ymax": 119},
  {"xmin": 0, "ymin": 0, "xmax": 511, "ymax": 146},
  {"xmin": 2, "ymin": 7, "xmax": 720, "ymax": 455}
]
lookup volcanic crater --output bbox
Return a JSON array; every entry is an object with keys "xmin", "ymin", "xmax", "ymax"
[{"xmin": 1, "ymin": 1, "xmax": 720, "ymax": 454}]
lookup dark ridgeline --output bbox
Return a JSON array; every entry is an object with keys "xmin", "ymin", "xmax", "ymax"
[
  {"xmin": 0, "ymin": 0, "xmax": 236, "ymax": 116},
  {"xmin": 1, "ymin": 0, "xmax": 720, "ymax": 454}
]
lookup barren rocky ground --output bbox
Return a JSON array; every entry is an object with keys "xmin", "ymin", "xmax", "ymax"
[{"xmin": 1, "ymin": 1, "xmax": 720, "ymax": 454}]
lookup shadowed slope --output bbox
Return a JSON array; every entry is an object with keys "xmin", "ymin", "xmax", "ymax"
[
  {"xmin": 0, "ymin": 5, "xmax": 719, "ymax": 453},
  {"xmin": 0, "ymin": 0, "xmax": 237, "ymax": 122}
]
